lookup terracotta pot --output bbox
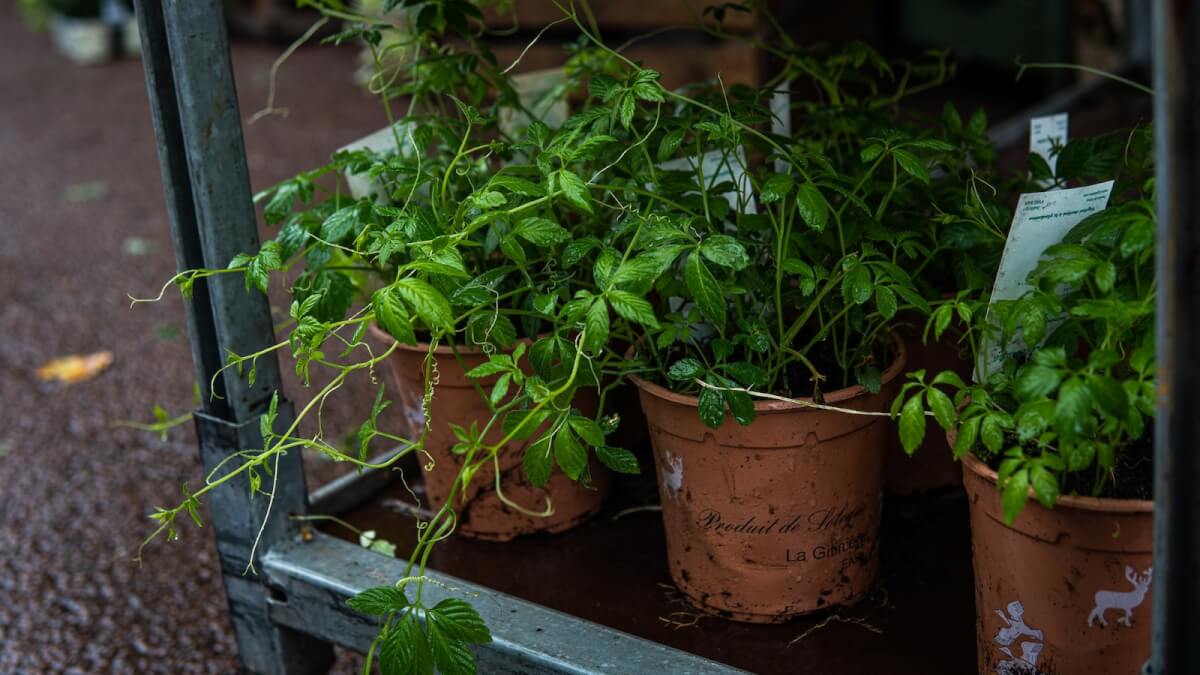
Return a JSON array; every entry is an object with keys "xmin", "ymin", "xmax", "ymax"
[
  {"xmin": 885, "ymin": 318, "xmax": 972, "ymax": 495},
  {"xmin": 961, "ymin": 452, "xmax": 1153, "ymax": 675},
  {"xmin": 630, "ymin": 335, "xmax": 906, "ymax": 623},
  {"xmin": 372, "ymin": 327, "xmax": 610, "ymax": 541}
]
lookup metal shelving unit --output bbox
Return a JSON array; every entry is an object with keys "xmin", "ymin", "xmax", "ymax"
[{"xmin": 131, "ymin": 0, "xmax": 1196, "ymax": 672}]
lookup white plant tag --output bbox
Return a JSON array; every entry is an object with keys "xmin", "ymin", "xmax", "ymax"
[
  {"xmin": 1030, "ymin": 113, "xmax": 1068, "ymax": 186},
  {"xmin": 976, "ymin": 180, "xmax": 1114, "ymax": 380},
  {"xmin": 337, "ymin": 122, "xmax": 415, "ymax": 202},
  {"xmin": 771, "ymin": 79, "xmax": 792, "ymax": 174}
]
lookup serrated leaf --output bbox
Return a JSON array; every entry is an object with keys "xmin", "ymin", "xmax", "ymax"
[
  {"xmin": 554, "ymin": 430, "xmax": 588, "ymax": 480},
  {"xmin": 795, "ymin": 183, "xmax": 828, "ymax": 231},
  {"xmin": 523, "ymin": 437, "xmax": 553, "ymax": 487},
  {"xmin": 699, "ymin": 234, "xmax": 749, "ymax": 270},
  {"xmin": 927, "ymin": 387, "xmax": 956, "ymax": 431},
  {"xmin": 760, "ymin": 174, "xmax": 794, "ymax": 204},
  {"xmin": 1001, "ymin": 468, "xmax": 1030, "ymax": 525},
  {"xmin": 320, "ymin": 205, "xmax": 357, "ymax": 243},
  {"xmin": 860, "ymin": 144, "xmax": 883, "ymax": 163},
  {"xmin": 381, "ymin": 612, "xmax": 433, "ymax": 675},
  {"xmin": 697, "ymin": 386, "xmax": 725, "ymax": 429},
  {"xmin": 981, "ymin": 413, "xmax": 1005, "ymax": 453},
  {"xmin": 515, "ymin": 217, "xmax": 570, "ymax": 247},
  {"xmin": 657, "ymin": 128, "xmax": 686, "ymax": 162},
  {"xmin": 1054, "ymin": 377, "xmax": 1092, "ymax": 439},
  {"xmin": 596, "ymin": 446, "xmax": 639, "ymax": 474},
  {"xmin": 893, "ymin": 149, "xmax": 930, "ymax": 183},
  {"xmin": 899, "ymin": 393, "xmax": 926, "ymax": 454},
  {"xmin": 374, "ymin": 288, "xmax": 416, "ymax": 345},
  {"xmin": 428, "ymin": 622, "xmax": 477, "ymax": 675},
  {"xmin": 608, "ymin": 290, "xmax": 659, "ymax": 329},
  {"xmin": 1015, "ymin": 364, "xmax": 1061, "ymax": 399},
  {"xmin": 556, "ymin": 169, "xmax": 592, "ymax": 213},
  {"xmin": 684, "ymin": 253, "xmax": 726, "ymax": 330},
  {"xmin": 568, "ymin": 417, "xmax": 606, "ymax": 447},
  {"xmin": 842, "ymin": 263, "xmax": 872, "ymax": 305},
  {"xmin": 954, "ymin": 416, "xmax": 979, "ymax": 459},
  {"xmin": 583, "ymin": 298, "xmax": 609, "ymax": 353},
  {"xmin": 875, "ymin": 286, "xmax": 897, "ymax": 319},
  {"xmin": 395, "ymin": 278, "xmax": 454, "ymax": 331},
  {"xmin": 668, "ymin": 358, "xmax": 704, "ymax": 381},
  {"xmin": 1088, "ymin": 374, "xmax": 1128, "ymax": 418},
  {"xmin": 428, "ymin": 598, "xmax": 491, "ymax": 644}
]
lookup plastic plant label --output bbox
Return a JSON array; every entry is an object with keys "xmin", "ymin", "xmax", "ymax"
[
  {"xmin": 771, "ymin": 80, "xmax": 792, "ymax": 174},
  {"xmin": 1030, "ymin": 113, "xmax": 1068, "ymax": 186},
  {"xmin": 976, "ymin": 180, "xmax": 1114, "ymax": 380},
  {"xmin": 337, "ymin": 122, "xmax": 415, "ymax": 202}
]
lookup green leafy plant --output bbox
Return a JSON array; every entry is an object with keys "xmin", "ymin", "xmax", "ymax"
[{"xmin": 893, "ymin": 126, "xmax": 1156, "ymax": 525}]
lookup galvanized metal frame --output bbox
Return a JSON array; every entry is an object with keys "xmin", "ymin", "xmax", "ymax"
[{"xmin": 133, "ymin": 0, "xmax": 1195, "ymax": 672}]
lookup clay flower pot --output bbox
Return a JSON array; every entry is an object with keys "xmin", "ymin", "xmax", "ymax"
[
  {"xmin": 630, "ymin": 335, "xmax": 906, "ymax": 623},
  {"xmin": 372, "ymin": 327, "xmax": 610, "ymax": 541},
  {"xmin": 961, "ymin": 452, "xmax": 1153, "ymax": 675},
  {"xmin": 884, "ymin": 318, "xmax": 971, "ymax": 496}
]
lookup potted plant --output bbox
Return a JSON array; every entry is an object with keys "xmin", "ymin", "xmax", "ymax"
[
  {"xmin": 893, "ymin": 126, "xmax": 1155, "ymax": 674},
  {"xmin": 566, "ymin": 34, "xmax": 960, "ymax": 620}
]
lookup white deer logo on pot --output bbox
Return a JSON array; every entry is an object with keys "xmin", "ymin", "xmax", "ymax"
[{"xmin": 1088, "ymin": 566, "xmax": 1153, "ymax": 628}]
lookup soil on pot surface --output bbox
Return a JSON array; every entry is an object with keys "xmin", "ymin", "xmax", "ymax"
[{"xmin": 981, "ymin": 433, "xmax": 1154, "ymax": 501}]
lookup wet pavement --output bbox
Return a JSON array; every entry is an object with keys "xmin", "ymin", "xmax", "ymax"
[{"xmin": 0, "ymin": 5, "xmax": 389, "ymax": 672}]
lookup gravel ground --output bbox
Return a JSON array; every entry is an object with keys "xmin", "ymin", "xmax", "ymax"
[{"xmin": 0, "ymin": 6, "xmax": 395, "ymax": 672}]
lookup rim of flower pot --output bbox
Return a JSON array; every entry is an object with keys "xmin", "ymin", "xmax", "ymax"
[
  {"xmin": 960, "ymin": 448, "xmax": 1154, "ymax": 514},
  {"xmin": 628, "ymin": 331, "xmax": 907, "ymax": 413},
  {"xmin": 369, "ymin": 324, "xmax": 542, "ymax": 356}
]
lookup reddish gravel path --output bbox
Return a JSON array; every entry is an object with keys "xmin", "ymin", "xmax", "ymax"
[{"xmin": 0, "ymin": 6, "xmax": 393, "ymax": 672}]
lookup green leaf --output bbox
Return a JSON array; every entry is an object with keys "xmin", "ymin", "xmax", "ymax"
[
  {"xmin": 515, "ymin": 217, "xmax": 571, "ymax": 247},
  {"xmin": 724, "ymin": 388, "xmax": 755, "ymax": 426},
  {"xmin": 684, "ymin": 253, "xmax": 726, "ymax": 330},
  {"xmin": 554, "ymin": 430, "xmax": 588, "ymax": 480},
  {"xmin": 320, "ymin": 205, "xmax": 358, "ymax": 243},
  {"xmin": 953, "ymin": 415, "xmax": 979, "ymax": 459},
  {"xmin": 428, "ymin": 598, "xmax": 492, "ymax": 644},
  {"xmin": 892, "ymin": 149, "xmax": 930, "ymax": 183},
  {"xmin": 596, "ymin": 446, "xmax": 640, "ymax": 474},
  {"xmin": 428, "ymin": 622, "xmax": 477, "ymax": 675},
  {"xmin": 697, "ymin": 386, "xmax": 725, "ymax": 429},
  {"xmin": 568, "ymin": 417, "xmax": 606, "ymax": 447},
  {"xmin": 584, "ymin": 298, "xmax": 609, "ymax": 353},
  {"xmin": 760, "ymin": 174, "xmax": 794, "ymax": 204},
  {"xmin": 381, "ymin": 612, "xmax": 433, "ymax": 675},
  {"xmin": 931, "ymin": 370, "xmax": 967, "ymax": 389},
  {"xmin": 668, "ymin": 358, "xmax": 704, "ymax": 381},
  {"xmin": 874, "ymin": 286, "xmax": 897, "ymax": 319},
  {"xmin": 523, "ymin": 437, "xmax": 553, "ymax": 487},
  {"xmin": 503, "ymin": 409, "xmax": 552, "ymax": 440},
  {"xmin": 465, "ymin": 359, "xmax": 510, "ymax": 379},
  {"xmin": 794, "ymin": 183, "xmax": 828, "ymax": 231},
  {"xmin": 723, "ymin": 361, "xmax": 766, "ymax": 386},
  {"xmin": 1015, "ymin": 365, "xmax": 1061, "ymax": 399},
  {"xmin": 395, "ymin": 278, "xmax": 454, "ymax": 331},
  {"xmin": 1001, "ymin": 468, "xmax": 1030, "ymax": 525},
  {"xmin": 374, "ymin": 288, "xmax": 417, "ymax": 345},
  {"xmin": 608, "ymin": 290, "xmax": 660, "ymax": 329},
  {"xmin": 1030, "ymin": 465, "xmax": 1059, "ymax": 509},
  {"xmin": 899, "ymin": 393, "xmax": 926, "ymax": 454},
  {"xmin": 1064, "ymin": 440, "xmax": 1097, "ymax": 472},
  {"xmin": 842, "ymin": 263, "xmax": 872, "ymax": 305},
  {"xmin": 1088, "ymin": 374, "xmax": 1128, "ymax": 418},
  {"xmin": 563, "ymin": 237, "xmax": 600, "ymax": 267},
  {"xmin": 700, "ymin": 235, "xmax": 750, "ymax": 270},
  {"xmin": 556, "ymin": 170, "xmax": 592, "ymax": 213},
  {"xmin": 980, "ymin": 413, "xmax": 1005, "ymax": 453},
  {"xmin": 1054, "ymin": 377, "xmax": 1092, "ymax": 438},
  {"xmin": 860, "ymin": 144, "xmax": 883, "ymax": 163},
  {"xmin": 926, "ymin": 388, "xmax": 956, "ymax": 431},
  {"xmin": 657, "ymin": 128, "xmax": 686, "ymax": 162}
]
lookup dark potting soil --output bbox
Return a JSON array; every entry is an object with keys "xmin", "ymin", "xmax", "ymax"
[{"xmin": 983, "ymin": 435, "xmax": 1154, "ymax": 501}]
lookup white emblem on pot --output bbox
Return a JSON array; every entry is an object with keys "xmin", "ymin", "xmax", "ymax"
[
  {"xmin": 993, "ymin": 600, "xmax": 1044, "ymax": 674},
  {"xmin": 661, "ymin": 451, "xmax": 683, "ymax": 498},
  {"xmin": 1088, "ymin": 566, "xmax": 1153, "ymax": 628}
]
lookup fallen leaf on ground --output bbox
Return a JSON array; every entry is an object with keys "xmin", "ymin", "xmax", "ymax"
[
  {"xmin": 36, "ymin": 351, "xmax": 114, "ymax": 384},
  {"xmin": 61, "ymin": 180, "xmax": 110, "ymax": 204}
]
